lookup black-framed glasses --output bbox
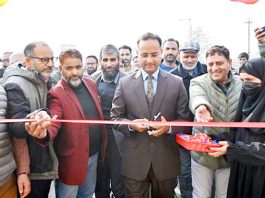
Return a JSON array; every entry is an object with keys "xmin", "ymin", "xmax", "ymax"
[{"xmin": 30, "ymin": 56, "xmax": 58, "ymax": 65}]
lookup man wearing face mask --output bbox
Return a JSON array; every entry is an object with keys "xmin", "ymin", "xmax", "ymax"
[{"xmin": 170, "ymin": 41, "xmax": 207, "ymax": 198}]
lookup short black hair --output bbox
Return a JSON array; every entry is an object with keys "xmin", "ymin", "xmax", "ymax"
[
  {"xmin": 206, "ymin": 45, "xmax": 230, "ymax": 60},
  {"xmin": 238, "ymin": 52, "xmax": 249, "ymax": 60},
  {"xmin": 99, "ymin": 44, "xmax": 120, "ymax": 60},
  {"xmin": 119, "ymin": 45, "xmax": 132, "ymax": 54},
  {"xmin": 137, "ymin": 32, "xmax": 162, "ymax": 47},
  {"xmin": 59, "ymin": 48, "xmax": 82, "ymax": 64},
  {"xmin": 163, "ymin": 38, "xmax": 179, "ymax": 48},
  {"xmin": 86, "ymin": 55, "xmax": 98, "ymax": 63}
]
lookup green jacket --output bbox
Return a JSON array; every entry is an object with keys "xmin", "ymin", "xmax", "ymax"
[{"xmin": 189, "ymin": 72, "xmax": 242, "ymax": 169}]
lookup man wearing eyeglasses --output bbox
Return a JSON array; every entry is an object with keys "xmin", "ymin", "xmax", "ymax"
[
  {"xmin": 24, "ymin": 48, "xmax": 107, "ymax": 198},
  {"xmin": 111, "ymin": 33, "xmax": 189, "ymax": 198},
  {"xmin": 1, "ymin": 41, "xmax": 58, "ymax": 198}
]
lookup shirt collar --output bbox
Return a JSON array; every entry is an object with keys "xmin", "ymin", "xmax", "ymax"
[{"xmin": 141, "ymin": 68, "xmax": 159, "ymax": 81}]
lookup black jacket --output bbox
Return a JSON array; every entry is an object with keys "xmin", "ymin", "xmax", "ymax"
[
  {"xmin": 170, "ymin": 62, "xmax": 207, "ymax": 127},
  {"xmin": 171, "ymin": 61, "xmax": 207, "ymax": 97}
]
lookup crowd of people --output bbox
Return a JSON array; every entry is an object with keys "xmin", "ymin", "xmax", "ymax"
[{"xmin": 0, "ymin": 27, "xmax": 264, "ymax": 198}]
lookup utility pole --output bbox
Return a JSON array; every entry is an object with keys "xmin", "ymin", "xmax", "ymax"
[
  {"xmin": 245, "ymin": 18, "xmax": 252, "ymax": 56},
  {"xmin": 188, "ymin": 18, "xmax": 192, "ymax": 40}
]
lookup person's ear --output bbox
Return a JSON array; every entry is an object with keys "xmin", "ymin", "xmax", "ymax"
[
  {"xmin": 24, "ymin": 57, "xmax": 32, "ymax": 70},
  {"xmin": 228, "ymin": 59, "xmax": 232, "ymax": 69}
]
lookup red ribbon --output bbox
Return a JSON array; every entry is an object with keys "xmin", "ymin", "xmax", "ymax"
[
  {"xmin": 230, "ymin": 0, "xmax": 259, "ymax": 4},
  {"xmin": 1, "ymin": 118, "xmax": 265, "ymax": 128}
]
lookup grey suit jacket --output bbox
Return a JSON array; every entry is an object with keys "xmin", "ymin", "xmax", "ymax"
[{"xmin": 111, "ymin": 69, "xmax": 189, "ymax": 181}]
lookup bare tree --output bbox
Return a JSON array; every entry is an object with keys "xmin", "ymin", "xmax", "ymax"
[{"xmin": 190, "ymin": 26, "xmax": 213, "ymax": 62}]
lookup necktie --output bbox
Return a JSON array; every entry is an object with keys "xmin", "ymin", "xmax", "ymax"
[{"xmin": 147, "ymin": 75, "xmax": 154, "ymax": 105}]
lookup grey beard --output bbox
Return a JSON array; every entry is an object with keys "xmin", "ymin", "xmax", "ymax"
[
  {"xmin": 69, "ymin": 79, "xmax": 82, "ymax": 87},
  {"xmin": 63, "ymin": 76, "xmax": 83, "ymax": 87},
  {"xmin": 102, "ymin": 68, "xmax": 119, "ymax": 81},
  {"xmin": 182, "ymin": 61, "xmax": 198, "ymax": 71}
]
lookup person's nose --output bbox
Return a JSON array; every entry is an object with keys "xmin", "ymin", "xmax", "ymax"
[
  {"xmin": 169, "ymin": 49, "xmax": 174, "ymax": 54},
  {"xmin": 72, "ymin": 68, "xmax": 79, "ymax": 75},
  {"xmin": 187, "ymin": 57, "xmax": 193, "ymax": 63},
  {"xmin": 106, "ymin": 61, "xmax": 113, "ymax": 67},
  {"xmin": 211, "ymin": 64, "xmax": 219, "ymax": 71},
  {"xmin": 46, "ymin": 58, "xmax": 54, "ymax": 68},
  {"xmin": 146, "ymin": 55, "xmax": 154, "ymax": 63}
]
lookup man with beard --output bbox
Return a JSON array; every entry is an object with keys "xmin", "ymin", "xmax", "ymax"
[
  {"xmin": 160, "ymin": 38, "xmax": 180, "ymax": 72},
  {"xmin": 92, "ymin": 44, "xmax": 126, "ymax": 198},
  {"xmin": 119, "ymin": 45, "xmax": 138, "ymax": 74},
  {"xmin": 170, "ymin": 41, "xmax": 207, "ymax": 198},
  {"xmin": 26, "ymin": 48, "xmax": 107, "ymax": 198},
  {"xmin": 2, "ymin": 42, "xmax": 58, "ymax": 198},
  {"xmin": 85, "ymin": 55, "xmax": 98, "ymax": 76}
]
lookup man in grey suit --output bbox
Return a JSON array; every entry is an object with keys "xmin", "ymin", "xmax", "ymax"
[{"xmin": 111, "ymin": 32, "xmax": 190, "ymax": 198}]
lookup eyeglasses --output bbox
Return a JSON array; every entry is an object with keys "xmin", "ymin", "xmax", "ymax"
[{"xmin": 30, "ymin": 57, "xmax": 58, "ymax": 65}]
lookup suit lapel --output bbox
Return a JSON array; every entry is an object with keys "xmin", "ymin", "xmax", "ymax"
[
  {"xmin": 133, "ymin": 70, "xmax": 151, "ymax": 119},
  {"xmin": 152, "ymin": 71, "xmax": 168, "ymax": 117}
]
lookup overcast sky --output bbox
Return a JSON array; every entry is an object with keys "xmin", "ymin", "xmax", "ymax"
[{"xmin": 0, "ymin": 0, "xmax": 264, "ymax": 62}]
